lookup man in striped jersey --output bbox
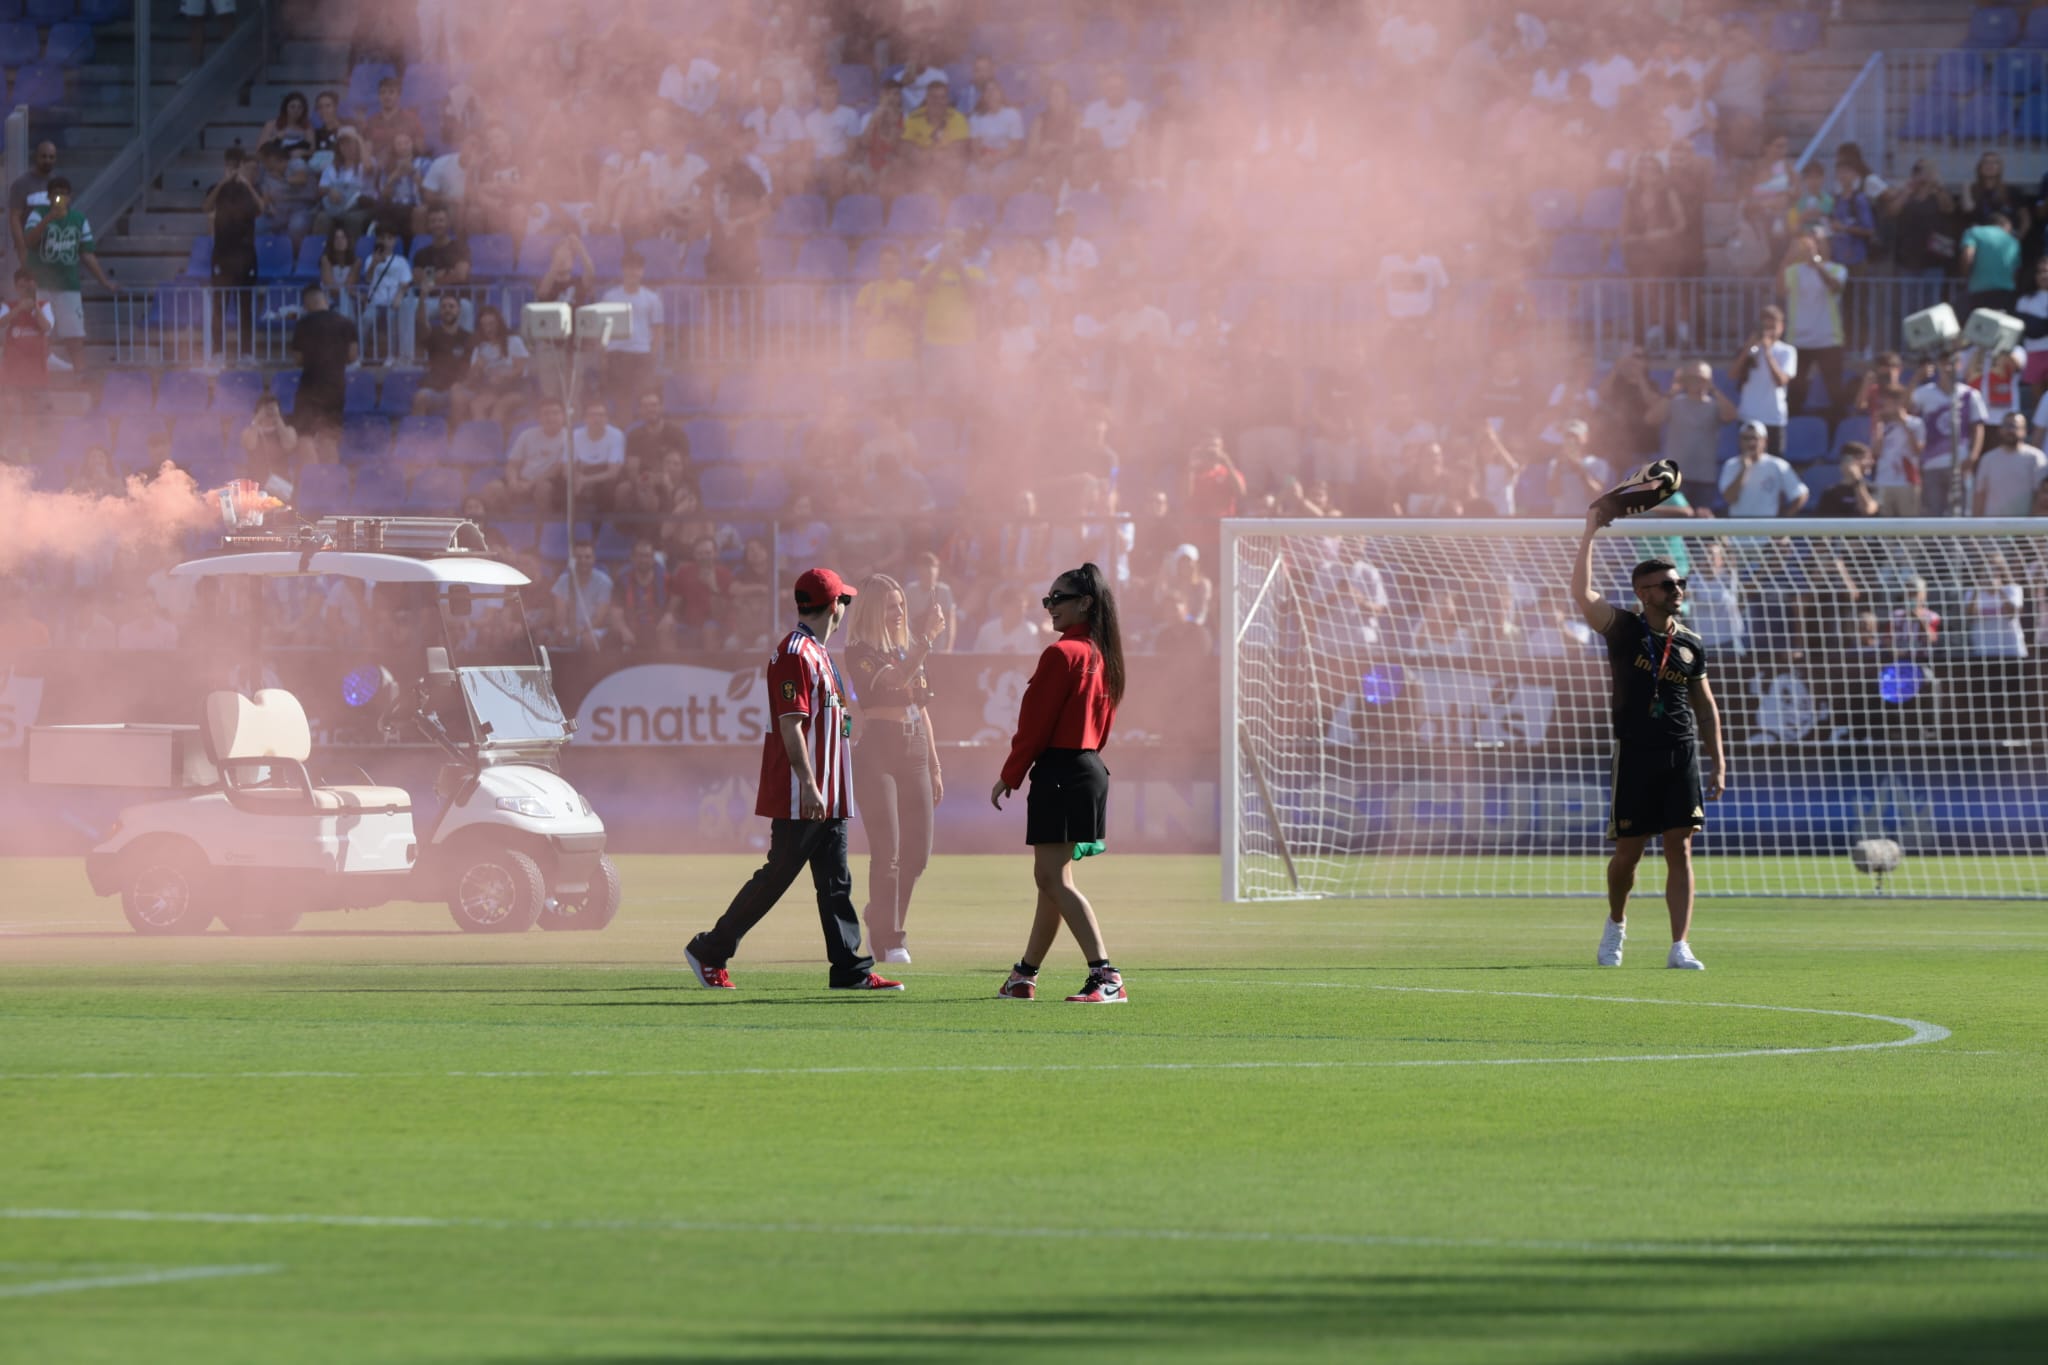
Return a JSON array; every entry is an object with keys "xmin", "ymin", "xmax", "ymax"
[{"xmin": 686, "ymin": 567, "xmax": 905, "ymax": 992}]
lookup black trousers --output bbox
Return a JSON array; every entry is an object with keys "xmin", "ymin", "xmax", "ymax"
[
  {"xmin": 698, "ymin": 818, "xmax": 874, "ymax": 984},
  {"xmin": 211, "ymin": 251, "xmax": 256, "ymax": 357},
  {"xmin": 1788, "ymin": 345, "xmax": 1846, "ymax": 424},
  {"xmin": 853, "ymin": 718, "xmax": 934, "ymax": 951}
]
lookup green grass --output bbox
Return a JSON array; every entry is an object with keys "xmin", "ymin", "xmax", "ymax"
[{"xmin": 2, "ymin": 853, "xmax": 2044, "ymax": 1363}]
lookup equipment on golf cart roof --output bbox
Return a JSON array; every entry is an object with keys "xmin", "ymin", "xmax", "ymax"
[{"xmin": 175, "ymin": 517, "xmax": 527, "ymax": 586}]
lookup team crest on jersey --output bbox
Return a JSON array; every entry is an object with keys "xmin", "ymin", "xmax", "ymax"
[
  {"xmin": 1674, "ymin": 645, "xmax": 1694, "ymax": 666},
  {"xmin": 1619, "ymin": 818, "xmax": 1632, "ymax": 829},
  {"xmin": 781, "ymin": 680, "xmax": 797, "ymax": 700}
]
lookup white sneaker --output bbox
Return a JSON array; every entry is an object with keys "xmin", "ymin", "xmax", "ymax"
[
  {"xmin": 1596, "ymin": 918, "xmax": 1625, "ymax": 966},
  {"xmin": 1667, "ymin": 941, "xmax": 1705, "ymax": 970},
  {"xmin": 880, "ymin": 947, "xmax": 912, "ymax": 965}
]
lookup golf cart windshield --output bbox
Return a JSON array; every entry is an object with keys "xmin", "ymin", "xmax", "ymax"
[{"xmin": 461, "ymin": 666, "xmax": 572, "ymax": 747}]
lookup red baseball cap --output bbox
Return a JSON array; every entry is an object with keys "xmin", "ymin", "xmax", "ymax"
[{"xmin": 793, "ymin": 566, "xmax": 857, "ymax": 609}]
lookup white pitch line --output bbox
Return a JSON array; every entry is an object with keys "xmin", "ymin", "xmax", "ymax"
[
  {"xmin": 0, "ymin": 1263, "xmax": 279, "ymax": 1299},
  {"xmin": 0, "ymin": 1207, "xmax": 2038, "ymax": 1265}
]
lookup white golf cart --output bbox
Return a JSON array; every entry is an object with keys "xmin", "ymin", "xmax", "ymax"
[{"xmin": 28, "ymin": 516, "xmax": 619, "ymax": 936}]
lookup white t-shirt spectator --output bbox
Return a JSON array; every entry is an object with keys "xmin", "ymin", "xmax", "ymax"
[
  {"xmin": 1718, "ymin": 453, "xmax": 1808, "ymax": 516},
  {"xmin": 360, "ymin": 251, "xmax": 412, "ymax": 308},
  {"xmin": 599, "ymin": 284, "xmax": 664, "ymax": 356},
  {"xmin": 1580, "ymin": 54, "xmax": 1642, "ymax": 110},
  {"xmin": 1662, "ymin": 96, "xmax": 1718, "ymax": 143},
  {"xmin": 742, "ymin": 104, "xmax": 805, "ymax": 159},
  {"xmin": 804, "ymin": 104, "xmax": 864, "ymax": 159},
  {"xmin": 1080, "ymin": 97, "xmax": 1145, "ymax": 151},
  {"xmin": 1042, "ymin": 235, "xmax": 1100, "ymax": 292},
  {"xmin": 422, "ymin": 152, "xmax": 466, "ymax": 202},
  {"xmin": 1785, "ymin": 262, "xmax": 1848, "ymax": 349},
  {"xmin": 1975, "ymin": 442, "xmax": 2048, "ymax": 516},
  {"xmin": 652, "ymin": 150, "xmax": 710, "ymax": 207},
  {"xmin": 969, "ymin": 105, "xmax": 1026, "ymax": 150},
  {"xmin": 658, "ymin": 58, "xmax": 720, "ymax": 116},
  {"xmin": 570, "ymin": 423, "xmax": 625, "ymax": 475},
  {"xmin": 1738, "ymin": 341, "xmax": 1799, "ymax": 427},
  {"xmin": 508, "ymin": 424, "xmax": 569, "ymax": 483},
  {"xmin": 972, "ymin": 617, "xmax": 1044, "ymax": 654},
  {"xmin": 1872, "ymin": 413, "xmax": 1925, "ymax": 488},
  {"xmin": 1967, "ymin": 584, "xmax": 2026, "ymax": 658},
  {"xmin": 1374, "ymin": 254, "xmax": 1450, "ymax": 319},
  {"xmin": 1912, "ymin": 381, "xmax": 1988, "ymax": 472}
]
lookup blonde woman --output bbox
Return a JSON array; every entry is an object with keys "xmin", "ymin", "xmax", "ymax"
[{"xmin": 843, "ymin": 573, "xmax": 946, "ymax": 964}]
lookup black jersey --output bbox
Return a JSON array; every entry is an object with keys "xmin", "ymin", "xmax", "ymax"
[{"xmin": 1598, "ymin": 610, "xmax": 1708, "ymax": 749}]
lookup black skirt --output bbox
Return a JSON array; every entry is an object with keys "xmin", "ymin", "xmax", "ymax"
[{"xmin": 1024, "ymin": 748, "xmax": 1108, "ymax": 846}]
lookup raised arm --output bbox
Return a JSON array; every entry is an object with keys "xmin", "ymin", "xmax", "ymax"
[{"xmin": 1572, "ymin": 511, "xmax": 1617, "ymax": 631}]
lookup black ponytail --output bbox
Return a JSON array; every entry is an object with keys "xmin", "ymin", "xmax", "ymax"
[{"xmin": 1062, "ymin": 563, "xmax": 1126, "ymax": 705}]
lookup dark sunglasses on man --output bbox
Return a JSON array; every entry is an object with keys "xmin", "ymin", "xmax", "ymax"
[{"xmin": 1646, "ymin": 577, "xmax": 1688, "ymax": 593}]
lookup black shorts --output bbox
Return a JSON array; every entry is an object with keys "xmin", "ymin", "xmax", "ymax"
[
  {"xmin": 1606, "ymin": 743, "xmax": 1704, "ymax": 841},
  {"xmin": 1024, "ymin": 748, "xmax": 1108, "ymax": 847}
]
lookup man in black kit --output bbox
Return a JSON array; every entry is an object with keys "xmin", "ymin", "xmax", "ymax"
[
  {"xmin": 1571, "ymin": 508, "xmax": 1725, "ymax": 970},
  {"xmin": 289, "ymin": 282, "xmax": 358, "ymax": 462}
]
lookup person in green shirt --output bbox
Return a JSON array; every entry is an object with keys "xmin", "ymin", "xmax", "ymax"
[
  {"xmin": 21, "ymin": 177, "xmax": 116, "ymax": 372},
  {"xmin": 1960, "ymin": 213, "xmax": 2021, "ymax": 316}
]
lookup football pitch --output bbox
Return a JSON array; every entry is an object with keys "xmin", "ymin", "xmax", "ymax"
[{"xmin": 2, "ymin": 853, "xmax": 2044, "ymax": 1363}]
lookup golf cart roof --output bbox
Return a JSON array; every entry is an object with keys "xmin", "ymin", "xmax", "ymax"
[{"xmin": 170, "ymin": 551, "xmax": 530, "ymax": 586}]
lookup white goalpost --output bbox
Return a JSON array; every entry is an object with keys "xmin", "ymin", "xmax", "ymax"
[{"xmin": 1221, "ymin": 518, "xmax": 2048, "ymax": 902}]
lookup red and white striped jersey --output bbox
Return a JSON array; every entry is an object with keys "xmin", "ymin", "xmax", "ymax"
[{"xmin": 754, "ymin": 624, "xmax": 856, "ymax": 820}]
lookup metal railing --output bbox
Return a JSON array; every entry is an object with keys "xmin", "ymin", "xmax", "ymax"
[
  {"xmin": 1798, "ymin": 52, "xmax": 1889, "ymax": 176},
  {"xmin": 1887, "ymin": 48, "xmax": 2048, "ymax": 149}
]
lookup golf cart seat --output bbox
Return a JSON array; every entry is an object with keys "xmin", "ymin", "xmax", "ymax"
[{"xmin": 205, "ymin": 689, "xmax": 412, "ymax": 813}]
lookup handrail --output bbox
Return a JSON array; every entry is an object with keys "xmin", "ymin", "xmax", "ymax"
[
  {"xmin": 77, "ymin": 2, "xmax": 275, "ymax": 233},
  {"xmin": 1794, "ymin": 51, "xmax": 1885, "ymax": 177}
]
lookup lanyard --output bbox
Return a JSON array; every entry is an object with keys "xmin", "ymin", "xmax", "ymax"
[{"xmin": 1650, "ymin": 622, "xmax": 1678, "ymax": 717}]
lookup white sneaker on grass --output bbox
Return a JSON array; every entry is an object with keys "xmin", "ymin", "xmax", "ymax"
[
  {"xmin": 1667, "ymin": 941, "xmax": 1705, "ymax": 970},
  {"xmin": 881, "ymin": 947, "xmax": 912, "ymax": 965},
  {"xmin": 1596, "ymin": 919, "xmax": 1625, "ymax": 967}
]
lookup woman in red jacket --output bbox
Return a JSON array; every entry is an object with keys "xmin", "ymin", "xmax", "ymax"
[{"xmin": 989, "ymin": 563, "xmax": 1128, "ymax": 1004}]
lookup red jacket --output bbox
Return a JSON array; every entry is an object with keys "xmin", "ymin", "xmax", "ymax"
[{"xmin": 1001, "ymin": 625, "xmax": 1116, "ymax": 789}]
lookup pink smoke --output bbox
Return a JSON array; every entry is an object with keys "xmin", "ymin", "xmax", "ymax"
[{"xmin": 0, "ymin": 463, "xmax": 226, "ymax": 576}]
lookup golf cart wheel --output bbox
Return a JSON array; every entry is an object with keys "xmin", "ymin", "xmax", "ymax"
[
  {"xmin": 447, "ymin": 848, "xmax": 546, "ymax": 933},
  {"xmin": 538, "ymin": 854, "xmax": 622, "ymax": 932},
  {"xmin": 218, "ymin": 906, "xmax": 303, "ymax": 936},
  {"xmin": 119, "ymin": 845, "xmax": 216, "ymax": 936}
]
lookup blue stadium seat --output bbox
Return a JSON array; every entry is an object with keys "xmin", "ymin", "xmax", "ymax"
[
  {"xmin": 1956, "ymin": 90, "xmax": 2013, "ymax": 137},
  {"xmin": 0, "ymin": 23, "xmax": 38, "ymax": 65},
  {"xmin": 1965, "ymin": 6, "xmax": 2023, "ymax": 49},
  {"xmin": 42, "ymin": 20, "xmax": 93, "ymax": 65},
  {"xmin": 347, "ymin": 61, "xmax": 396, "ymax": 112},
  {"xmin": 1785, "ymin": 415, "xmax": 1830, "ymax": 464},
  {"xmin": 728, "ymin": 420, "xmax": 786, "ymax": 464},
  {"xmin": 449, "ymin": 419, "xmax": 505, "ymax": 465},
  {"xmin": 1831, "ymin": 414, "xmax": 1872, "ymax": 455},
  {"xmin": 1930, "ymin": 50, "xmax": 1983, "ymax": 95},
  {"xmin": 999, "ymin": 191, "xmax": 1055, "ymax": 238},
  {"xmin": 1579, "ymin": 186, "xmax": 1625, "ymax": 231},
  {"xmin": 772, "ymin": 193, "xmax": 828, "ymax": 235},
  {"xmin": 493, "ymin": 519, "xmax": 537, "ymax": 553},
  {"xmin": 269, "ymin": 371, "xmax": 298, "ymax": 414},
  {"xmin": 393, "ymin": 414, "xmax": 448, "ymax": 465},
  {"xmin": 343, "ymin": 369, "xmax": 379, "ymax": 414},
  {"xmin": 468, "ymin": 234, "xmax": 515, "ymax": 279},
  {"xmin": 1544, "ymin": 232, "xmax": 1605, "ymax": 276},
  {"xmin": 377, "ymin": 369, "xmax": 420, "ymax": 416},
  {"xmin": 405, "ymin": 467, "xmax": 465, "ymax": 512},
  {"xmin": 1990, "ymin": 48, "xmax": 2046, "ymax": 93},
  {"xmin": 11, "ymin": 64, "xmax": 62, "ymax": 107},
  {"xmin": 682, "ymin": 418, "xmax": 729, "ymax": 461},
  {"xmin": 536, "ymin": 521, "xmax": 592, "ymax": 562},
  {"xmin": 586, "ymin": 232, "xmax": 625, "ymax": 278},
  {"xmin": 632, "ymin": 236, "xmax": 680, "ymax": 281},
  {"xmin": 758, "ymin": 236, "xmax": 799, "ymax": 279},
  {"xmin": 1769, "ymin": 11, "xmax": 1822, "ymax": 54},
  {"xmin": 77, "ymin": 0, "xmax": 123, "ymax": 19},
  {"xmin": 1800, "ymin": 460, "xmax": 1843, "ymax": 509},
  {"xmin": 210, "ymin": 371, "xmax": 262, "ymax": 421},
  {"xmin": 830, "ymin": 194, "xmax": 883, "ymax": 236},
  {"xmin": 1529, "ymin": 188, "xmax": 1578, "ymax": 231},
  {"xmin": 883, "ymin": 193, "xmax": 943, "ymax": 239},
  {"xmin": 293, "ymin": 235, "xmax": 325, "ymax": 278},
  {"xmin": 182, "ymin": 238, "xmax": 213, "ymax": 279},
  {"xmin": 2018, "ymin": 91, "xmax": 2048, "ymax": 138},
  {"xmin": 947, "ymin": 191, "xmax": 997, "ymax": 231},
  {"xmin": 339, "ymin": 415, "xmax": 392, "ymax": 464},
  {"xmin": 255, "ymin": 234, "xmax": 294, "ymax": 279},
  {"xmin": 515, "ymin": 233, "xmax": 561, "ymax": 278},
  {"xmin": 791, "ymin": 236, "xmax": 851, "ymax": 281},
  {"xmin": 296, "ymin": 464, "xmax": 352, "ymax": 513},
  {"xmin": 400, "ymin": 62, "xmax": 450, "ymax": 114},
  {"xmin": 99, "ymin": 370, "xmax": 155, "ymax": 416},
  {"xmin": 698, "ymin": 464, "xmax": 751, "ymax": 511},
  {"xmin": 465, "ymin": 466, "xmax": 500, "ymax": 498},
  {"xmin": 2025, "ymin": 6, "xmax": 2048, "ymax": 48},
  {"xmin": 154, "ymin": 371, "xmax": 211, "ymax": 416},
  {"xmin": 664, "ymin": 369, "xmax": 717, "ymax": 412},
  {"xmin": 1898, "ymin": 91, "xmax": 1952, "ymax": 138},
  {"xmin": 348, "ymin": 464, "xmax": 406, "ymax": 511},
  {"xmin": 592, "ymin": 522, "xmax": 633, "ymax": 564}
]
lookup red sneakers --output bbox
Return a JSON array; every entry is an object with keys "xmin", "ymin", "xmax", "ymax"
[
  {"xmin": 1065, "ymin": 969, "xmax": 1127, "ymax": 1004},
  {"xmin": 996, "ymin": 972, "xmax": 1037, "ymax": 1000},
  {"xmin": 831, "ymin": 973, "xmax": 905, "ymax": 991},
  {"xmin": 685, "ymin": 943, "xmax": 735, "ymax": 990}
]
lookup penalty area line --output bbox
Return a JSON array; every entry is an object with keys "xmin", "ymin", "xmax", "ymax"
[
  {"xmin": 0, "ymin": 1263, "xmax": 280, "ymax": 1299},
  {"xmin": 0, "ymin": 1208, "xmax": 2038, "ymax": 1265}
]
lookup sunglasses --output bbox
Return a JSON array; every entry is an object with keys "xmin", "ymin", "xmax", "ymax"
[
  {"xmin": 1042, "ymin": 591, "xmax": 1085, "ymax": 609},
  {"xmin": 1643, "ymin": 577, "xmax": 1688, "ymax": 592}
]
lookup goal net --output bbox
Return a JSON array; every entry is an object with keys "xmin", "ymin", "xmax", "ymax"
[{"xmin": 1222, "ymin": 518, "xmax": 2048, "ymax": 902}]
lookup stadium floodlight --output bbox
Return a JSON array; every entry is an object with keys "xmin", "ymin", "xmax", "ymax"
[{"xmin": 1222, "ymin": 517, "xmax": 2048, "ymax": 903}]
